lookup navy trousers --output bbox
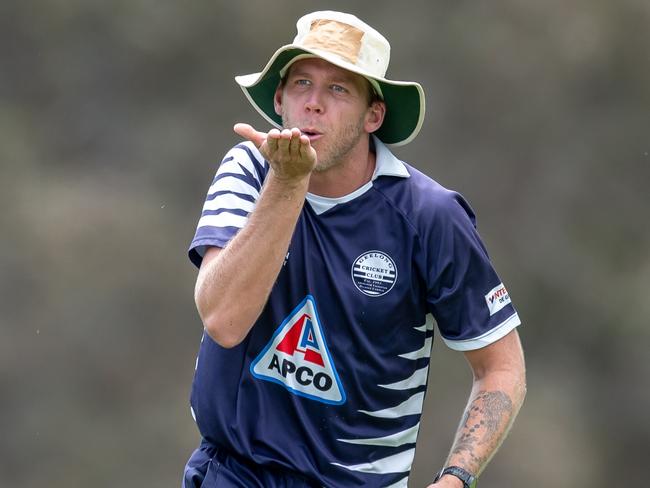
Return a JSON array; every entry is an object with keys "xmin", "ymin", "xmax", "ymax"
[{"xmin": 183, "ymin": 439, "xmax": 320, "ymax": 488}]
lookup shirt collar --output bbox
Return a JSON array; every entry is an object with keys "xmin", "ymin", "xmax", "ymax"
[
  {"xmin": 371, "ymin": 135, "xmax": 410, "ymax": 180},
  {"xmin": 305, "ymin": 136, "xmax": 409, "ymax": 215}
]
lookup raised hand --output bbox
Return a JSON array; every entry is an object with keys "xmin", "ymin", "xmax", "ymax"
[{"xmin": 234, "ymin": 123, "xmax": 317, "ymax": 182}]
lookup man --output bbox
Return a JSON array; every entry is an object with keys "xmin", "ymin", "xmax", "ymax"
[{"xmin": 184, "ymin": 10, "xmax": 526, "ymax": 488}]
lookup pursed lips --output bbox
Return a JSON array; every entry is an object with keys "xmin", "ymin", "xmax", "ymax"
[{"xmin": 300, "ymin": 128, "xmax": 323, "ymax": 142}]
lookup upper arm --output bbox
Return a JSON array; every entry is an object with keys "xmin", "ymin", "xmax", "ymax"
[
  {"xmin": 425, "ymin": 191, "xmax": 520, "ymax": 350},
  {"xmin": 195, "ymin": 246, "xmax": 223, "ymax": 290},
  {"xmin": 200, "ymin": 246, "xmax": 222, "ymax": 270},
  {"xmin": 463, "ymin": 329, "xmax": 526, "ymax": 381},
  {"xmin": 188, "ymin": 142, "xmax": 267, "ymax": 269}
]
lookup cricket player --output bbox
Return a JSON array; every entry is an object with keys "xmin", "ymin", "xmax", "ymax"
[{"xmin": 183, "ymin": 10, "xmax": 526, "ymax": 488}]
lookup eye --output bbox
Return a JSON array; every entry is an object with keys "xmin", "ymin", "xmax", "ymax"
[
  {"xmin": 295, "ymin": 79, "xmax": 311, "ymax": 87},
  {"xmin": 331, "ymin": 84, "xmax": 348, "ymax": 94}
]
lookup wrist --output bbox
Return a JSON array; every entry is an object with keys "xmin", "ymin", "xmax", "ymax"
[
  {"xmin": 267, "ymin": 169, "xmax": 310, "ymax": 191},
  {"xmin": 436, "ymin": 474, "xmax": 465, "ymax": 487},
  {"xmin": 269, "ymin": 163, "xmax": 312, "ymax": 184},
  {"xmin": 264, "ymin": 171, "xmax": 310, "ymax": 200},
  {"xmin": 433, "ymin": 466, "xmax": 477, "ymax": 488}
]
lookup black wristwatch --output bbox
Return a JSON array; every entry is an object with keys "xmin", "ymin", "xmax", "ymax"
[{"xmin": 433, "ymin": 466, "xmax": 477, "ymax": 488}]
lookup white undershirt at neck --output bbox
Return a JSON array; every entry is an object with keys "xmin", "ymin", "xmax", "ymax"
[
  {"xmin": 306, "ymin": 181, "xmax": 374, "ymax": 215},
  {"xmin": 304, "ymin": 136, "xmax": 410, "ymax": 215}
]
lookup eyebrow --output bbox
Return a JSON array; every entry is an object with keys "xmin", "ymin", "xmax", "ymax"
[{"xmin": 288, "ymin": 69, "xmax": 356, "ymax": 85}]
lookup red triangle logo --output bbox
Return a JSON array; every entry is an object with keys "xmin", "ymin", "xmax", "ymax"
[
  {"xmin": 250, "ymin": 296, "xmax": 345, "ymax": 404},
  {"xmin": 276, "ymin": 313, "xmax": 325, "ymax": 366}
]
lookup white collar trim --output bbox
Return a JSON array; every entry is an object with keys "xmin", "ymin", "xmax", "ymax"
[{"xmin": 371, "ymin": 135, "xmax": 410, "ymax": 180}]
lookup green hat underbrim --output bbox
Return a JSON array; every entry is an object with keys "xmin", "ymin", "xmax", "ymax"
[{"xmin": 235, "ymin": 47, "xmax": 425, "ymax": 147}]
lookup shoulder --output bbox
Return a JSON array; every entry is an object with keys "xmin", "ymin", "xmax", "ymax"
[
  {"xmin": 375, "ymin": 161, "xmax": 477, "ymax": 231},
  {"xmin": 216, "ymin": 141, "xmax": 269, "ymax": 187},
  {"xmin": 221, "ymin": 140, "xmax": 267, "ymax": 171},
  {"xmin": 223, "ymin": 140, "xmax": 264, "ymax": 161}
]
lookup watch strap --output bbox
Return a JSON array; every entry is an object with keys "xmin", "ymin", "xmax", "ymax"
[{"xmin": 433, "ymin": 465, "xmax": 477, "ymax": 488}]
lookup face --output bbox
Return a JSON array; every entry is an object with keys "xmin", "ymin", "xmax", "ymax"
[{"xmin": 274, "ymin": 58, "xmax": 384, "ymax": 172}]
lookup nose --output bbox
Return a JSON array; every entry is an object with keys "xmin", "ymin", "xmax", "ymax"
[{"xmin": 304, "ymin": 91, "xmax": 324, "ymax": 114}]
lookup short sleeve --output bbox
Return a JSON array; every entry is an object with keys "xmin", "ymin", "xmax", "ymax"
[
  {"xmin": 188, "ymin": 142, "xmax": 268, "ymax": 268},
  {"xmin": 425, "ymin": 191, "xmax": 520, "ymax": 351}
]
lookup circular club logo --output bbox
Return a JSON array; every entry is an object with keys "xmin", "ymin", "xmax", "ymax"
[{"xmin": 351, "ymin": 251, "xmax": 398, "ymax": 297}]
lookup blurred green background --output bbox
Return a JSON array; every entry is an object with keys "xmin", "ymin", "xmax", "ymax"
[{"xmin": 2, "ymin": 0, "xmax": 649, "ymax": 486}]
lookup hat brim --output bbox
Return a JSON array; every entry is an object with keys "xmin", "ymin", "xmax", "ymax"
[{"xmin": 235, "ymin": 45, "xmax": 425, "ymax": 147}]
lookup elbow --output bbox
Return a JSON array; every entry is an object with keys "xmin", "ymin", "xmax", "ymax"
[
  {"xmin": 194, "ymin": 287, "xmax": 245, "ymax": 349},
  {"xmin": 210, "ymin": 331, "xmax": 245, "ymax": 349},
  {"xmin": 508, "ymin": 357, "xmax": 527, "ymax": 404},
  {"xmin": 194, "ymin": 278, "xmax": 259, "ymax": 349},
  {"xmin": 201, "ymin": 313, "xmax": 247, "ymax": 349},
  {"xmin": 518, "ymin": 369, "xmax": 528, "ymax": 404},
  {"xmin": 507, "ymin": 362, "xmax": 527, "ymax": 412}
]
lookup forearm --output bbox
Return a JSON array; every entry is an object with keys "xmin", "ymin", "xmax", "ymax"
[
  {"xmin": 444, "ymin": 367, "xmax": 526, "ymax": 477},
  {"xmin": 195, "ymin": 172, "xmax": 309, "ymax": 347}
]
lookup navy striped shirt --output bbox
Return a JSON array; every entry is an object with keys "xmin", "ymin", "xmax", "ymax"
[{"xmin": 187, "ymin": 137, "xmax": 520, "ymax": 487}]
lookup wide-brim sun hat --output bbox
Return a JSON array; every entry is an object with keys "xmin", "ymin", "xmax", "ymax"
[{"xmin": 235, "ymin": 11, "xmax": 425, "ymax": 147}]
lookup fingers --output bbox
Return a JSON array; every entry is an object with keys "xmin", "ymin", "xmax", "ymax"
[
  {"xmin": 275, "ymin": 128, "xmax": 301, "ymax": 157},
  {"xmin": 299, "ymin": 134, "xmax": 316, "ymax": 163},
  {"xmin": 265, "ymin": 128, "xmax": 281, "ymax": 154},
  {"xmin": 235, "ymin": 124, "xmax": 308, "ymax": 152},
  {"xmin": 233, "ymin": 123, "xmax": 267, "ymax": 148},
  {"xmin": 266, "ymin": 128, "xmax": 307, "ymax": 158},
  {"xmin": 234, "ymin": 124, "xmax": 316, "ymax": 177},
  {"xmin": 275, "ymin": 129, "xmax": 291, "ymax": 154},
  {"xmin": 288, "ymin": 128, "xmax": 302, "ymax": 157}
]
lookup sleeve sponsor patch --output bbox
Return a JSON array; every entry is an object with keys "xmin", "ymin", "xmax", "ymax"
[{"xmin": 484, "ymin": 283, "xmax": 511, "ymax": 316}]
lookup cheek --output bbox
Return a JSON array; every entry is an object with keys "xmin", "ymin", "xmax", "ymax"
[{"xmin": 280, "ymin": 97, "xmax": 301, "ymax": 117}]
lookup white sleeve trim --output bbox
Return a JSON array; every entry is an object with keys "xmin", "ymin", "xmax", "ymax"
[
  {"xmin": 442, "ymin": 312, "xmax": 521, "ymax": 351},
  {"xmin": 197, "ymin": 213, "xmax": 249, "ymax": 230}
]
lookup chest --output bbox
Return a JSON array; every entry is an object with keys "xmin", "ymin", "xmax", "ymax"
[{"xmin": 276, "ymin": 205, "xmax": 428, "ymax": 337}]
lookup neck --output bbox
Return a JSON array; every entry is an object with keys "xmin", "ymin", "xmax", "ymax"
[{"xmin": 308, "ymin": 138, "xmax": 377, "ymax": 198}]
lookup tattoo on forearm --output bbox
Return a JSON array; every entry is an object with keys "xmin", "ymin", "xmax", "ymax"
[{"xmin": 450, "ymin": 390, "xmax": 514, "ymax": 472}]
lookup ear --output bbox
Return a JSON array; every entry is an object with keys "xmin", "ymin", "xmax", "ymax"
[
  {"xmin": 273, "ymin": 85, "xmax": 283, "ymax": 116},
  {"xmin": 364, "ymin": 101, "xmax": 386, "ymax": 134}
]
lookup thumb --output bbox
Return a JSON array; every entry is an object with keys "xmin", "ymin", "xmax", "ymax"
[{"xmin": 233, "ymin": 123, "xmax": 267, "ymax": 148}]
